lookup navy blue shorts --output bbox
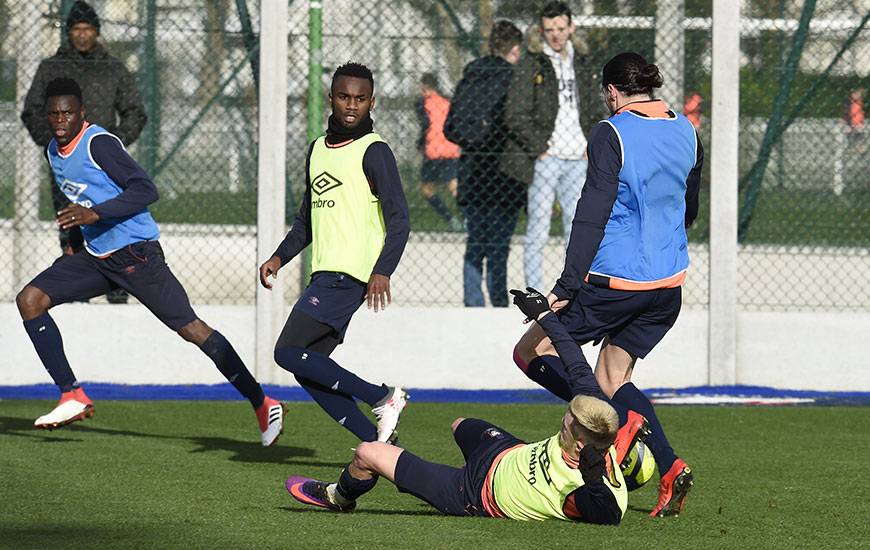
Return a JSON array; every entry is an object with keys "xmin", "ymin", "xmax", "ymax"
[
  {"xmin": 28, "ymin": 240, "xmax": 197, "ymax": 331},
  {"xmin": 421, "ymin": 158, "xmax": 458, "ymax": 183},
  {"xmin": 393, "ymin": 418, "xmax": 524, "ymax": 517},
  {"xmin": 557, "ymin": 282, "xmax": 682, "ymax": 359},
  {"xmin": 292, "ymin": 272, "xmax": 366, "ymax": 342}
]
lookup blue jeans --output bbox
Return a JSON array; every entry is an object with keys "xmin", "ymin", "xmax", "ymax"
[
  {"xmin": 463, "ymin": 204, "xmax": 520, "ymax": 307},
  {"xmin": 523, "ymin": 156, "xmax": 587, "ymax": 291}
]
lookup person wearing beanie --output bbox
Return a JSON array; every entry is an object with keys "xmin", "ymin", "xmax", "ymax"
[{"xmin": 21, "ymin": 0, "xmax": 147, "ymax": 304}]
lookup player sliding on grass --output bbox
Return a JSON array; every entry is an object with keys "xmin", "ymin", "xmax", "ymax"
[
  {"xmin": 287, "ymin": 395, "xmax": 627, "ymax": 524},
  {"xmin": 511, "ymin": 52, "xmax": 702, "ymax": 517},
  {"xmin": 259, "ymin": 62, "xmax": 411, "ymax": 443},
  {"xmin": 16, "ymin": 78, "xmax": 285, "ymax": 446}
]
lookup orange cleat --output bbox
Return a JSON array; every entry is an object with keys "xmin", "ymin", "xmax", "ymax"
[
  {"xmin": 613, "ymin": 410, "xmax": 650, "ymax": 468},
  {"xmin": 34, "ymin": 387, "xmax": 94, "ymax": 430},
  {"xmin": 256, "ymin": 396, "xmax": 285, "ymax": 446},
  {"xmin": 650, "ymin": 458, "xmax": 694, "ymax": 517}
]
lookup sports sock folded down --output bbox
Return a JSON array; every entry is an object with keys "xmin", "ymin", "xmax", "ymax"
[{"xmin": 337, "ymin": 467, "xmax": 378, "ymax": 502}]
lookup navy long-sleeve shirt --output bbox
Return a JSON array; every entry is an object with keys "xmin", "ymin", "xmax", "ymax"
[
  {"xmin": 552, "ymin": 121, "xmax": 703, "ymax": 301},
  {"xmin": 537, "ymin": 312, "xmax": 606, "ymax": 400},
  {"xmin": 272, "ymin": 140, "xmax": 410, "ymax": 278},
  {"xmin": 68, "ymin": 133, "xmax": 159, "ymax": 220}
]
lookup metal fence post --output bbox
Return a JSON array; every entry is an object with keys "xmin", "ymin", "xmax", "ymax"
[
  {"xmin": 709, "ymin": 0, "xmax": 740, "ymax": 386},
  {"xmin": 300, "ymin": 0, "xmax": 323, "ymax": 289},
  {"xmin": 140, "ymin": 0, "xmax": 159, "ymax": 175},
  {"xmin": 256, "ymin": 0, "xmax": 289, "ymax": 382},
  {"xmin": 12, "ymin": 3, "xmax": 45, "ymax": 296}
]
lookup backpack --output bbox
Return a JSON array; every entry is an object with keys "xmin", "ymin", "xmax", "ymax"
[{"xmin": 444, "ymin": 57, "xmax": 511, "ymax": 151}]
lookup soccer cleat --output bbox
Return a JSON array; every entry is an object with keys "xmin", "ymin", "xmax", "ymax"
[
  {"xmin": 372, "ymin": 386, "xmax": 409, "ymax": 443},
  {"xmin": 650, "ymin": 458, "xmax": 694, "ymax": 517},
  {"xmin": 256, "ymin": 396, "xmax": 285, "ymax": 447},
  {"xmin": 34, "ymin": 387, "xmax": 94, "ymax": 430},
  {"xmin": 285, "ymin": 476, "xmax": 356, "ymax": 513},
  {"xmin": 614, "ymin": 410, "xmax": 651, "ymax": 468}
]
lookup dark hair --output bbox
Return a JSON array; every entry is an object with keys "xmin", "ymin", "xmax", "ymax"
[
  {"xmin": 602, "ymin": 52, "xmax": 663, "ymax": 96},
  {"xmin": 488, "ymin": 20, "xmax": 523, "ymax": 56},
  {"xmin": 45, "ymin": 77, "xmax": 83, "ymax": 104},
  {"xmin": 420, "ymin": 72, "xmax": 439, "ymax": 92},
  {"xmin": 332, "ymin": 62, "xmax": 374, "ymax": 93},
  {"xmin": 66, "ymin": 0, "xmax": 101, "ymax": 33},
  {"xmin": 540, "ymin": 1, "xmax": 571, "ymax": 22}
]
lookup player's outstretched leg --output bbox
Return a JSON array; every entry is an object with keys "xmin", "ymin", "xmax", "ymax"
[
  {"xmin": 17, "ymin": 285, "xmax": 95, "ymax": 430},
  {"xmin": 513, "ymin": 327, "xmax": 648, "ymax": 465},
  {"xmin": 275, "ymin": 345, "xmax": 407, "ymax": 442},
  {"xmin": 287, "ymin": 441, "xmax": 400, "ymax": 512},
  {"xmin": 595, "ymin": 342, "xmax": 692, "ymax": 517},
  {"xmin": 179, "ymin": 320, "xmax": 285, "ymax": 446}
]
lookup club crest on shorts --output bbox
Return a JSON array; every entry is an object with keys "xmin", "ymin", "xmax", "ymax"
[
  {"xmin": 308, "ymin": 296, "xmax": 320, "ymax": 307},
  {"xmin": 485, "ymin": 428, "xmax": 503, "ymax": 438}
]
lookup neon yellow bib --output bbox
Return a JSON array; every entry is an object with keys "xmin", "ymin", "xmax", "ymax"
[
  {"xmin": 492, "ymin": 434, "xmax": 628, "ymax": 521},
  {"xmin": 308, "ymin": 133, "xmax": 386, "ymax": 283}
]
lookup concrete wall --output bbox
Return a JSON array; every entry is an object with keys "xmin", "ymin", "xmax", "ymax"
[{"xmin": 3, "ymin": 303, "xmax": 868, "ymax": 391}]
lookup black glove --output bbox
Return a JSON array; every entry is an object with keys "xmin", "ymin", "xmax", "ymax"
[
  {"xmin": 578, "ymin": 444, "xmax": 606, "ymax": 482},
  {"xmin": 510, "ymin": 287, "xmax": 550, "ymax": 322}
]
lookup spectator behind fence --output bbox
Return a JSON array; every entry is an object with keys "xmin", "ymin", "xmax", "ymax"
[
  {"xmin": 21, "ymin": 0, "xmax": 147, "ymax": 304},
  {"xmin": 502, "ymin": 1, "xmax": 600, "ymax": 293},
  {"xmin": 684, "ymin": 92, "xmax": 702, "ymax": 130},
  {"xmin": 416, "ymin": 73, "xmax": 462, "ymax": 231},
  {"xmin": 843, "ymin": 88, "xmax": 865, "ymax": 140},
  {"xmin": 445, "ymin": 20, "xmax": 525, "ymax": 307}
]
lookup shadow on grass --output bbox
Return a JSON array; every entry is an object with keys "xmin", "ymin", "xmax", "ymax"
[
  {"xmin": 280, "ymin": 505, "xmax": 443, "ymax": 517},
  {"xmin": 0, "ymin": 415, "xmax": 344, "ymax": 467}
]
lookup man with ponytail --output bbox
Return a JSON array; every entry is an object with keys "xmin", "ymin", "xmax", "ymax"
[
  {"xmin": 512, "ymin": 52, "xmax": 703, "ymax": 518},
  {"xmin": 287, "ymin": 395, "xmax": 627, "ymax": 525}
]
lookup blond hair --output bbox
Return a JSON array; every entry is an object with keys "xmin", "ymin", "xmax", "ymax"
[{"xmin": 566, "ymin": 396, "xmax": 619, "ymax": 451}]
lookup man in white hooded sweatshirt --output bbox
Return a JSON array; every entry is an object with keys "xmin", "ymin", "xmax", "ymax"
[{"xmin": 502, "ymin": 1, "xmax": 599, "ymax": 292}]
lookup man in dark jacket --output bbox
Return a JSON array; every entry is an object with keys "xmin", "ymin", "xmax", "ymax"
[
  {"xmin": 501, "ymin": 2, "xmax": 603, "ymax": 292},
  {"xmin": 444, "ymin": 20, "xmax": 524, "ymax": 307},
  {"xmin": 21, "ymin": 1, "xmax": 147, "ymax": 303}
]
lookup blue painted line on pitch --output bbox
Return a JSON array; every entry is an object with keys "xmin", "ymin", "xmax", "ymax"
[{"xmin": 0, "ymin": 383, "xmax": 869, "ymax": 404}]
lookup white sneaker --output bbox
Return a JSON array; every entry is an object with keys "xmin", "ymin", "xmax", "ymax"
[
  {"xmin": 34, "ymin": 388, "xmax": 94, "ymax": 430},
  {"xmin": 372, "ymin": 387, "xmax": 408, "ymax": 442}
]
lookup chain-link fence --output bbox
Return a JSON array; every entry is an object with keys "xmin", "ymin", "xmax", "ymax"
[
  {"xmin": 736, "ymin": 1, "xmax": 869, "ymax": 311},
  {"xmin": 0, "ymin": 0, "xmax": 867, "ymax": 312}
]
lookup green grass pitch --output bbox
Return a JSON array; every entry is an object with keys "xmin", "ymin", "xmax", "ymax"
[{"xmin": 1, "ymin": 401, "xmax": 868, "ymax": 549}]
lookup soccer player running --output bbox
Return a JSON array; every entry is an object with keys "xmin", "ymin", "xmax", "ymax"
[
  {"xmin": 287, "ymin": 395, "xmax": 627, "ymax": 525},
  {"xmin": 16, "ymin": 78, "xmax": 285, "ymax": 446},
  {"xmin": 259, "ymin": 63, "xmax": 411, "ymax": 443},
  {"xmin": 512, "ymin": 52, "xmax": 703, "ymax": 517}
]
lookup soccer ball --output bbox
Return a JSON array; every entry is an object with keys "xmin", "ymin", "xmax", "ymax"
[{"xmin": 622, "ymin": 440, "xmax": 656, "ymax": 491}]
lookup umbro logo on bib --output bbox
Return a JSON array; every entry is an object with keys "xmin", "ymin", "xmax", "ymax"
[
  {"xmin": 60, "ymin": 179, "xmax": 88, "ymax": 201},
  {"xmin": 311, "ymin": 172, "xmax": 343, "ymax": 195}
]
